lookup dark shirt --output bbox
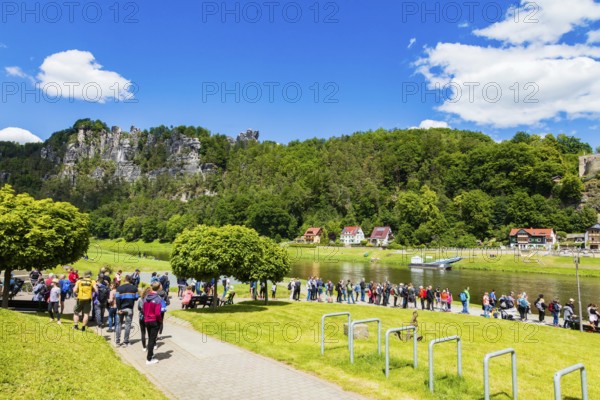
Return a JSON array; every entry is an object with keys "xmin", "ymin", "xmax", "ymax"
[{"xmin": 116, "ymin": 283, "xmax": 138, "ymax": 310}]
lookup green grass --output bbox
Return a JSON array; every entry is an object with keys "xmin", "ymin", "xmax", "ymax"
[
  {"xmin": 173, "ymin": 301, "xmax": 600, "ymax": 400},
  {"xmin": 0, "ymin": 309, "xmax": 166, "ymax": 399}
]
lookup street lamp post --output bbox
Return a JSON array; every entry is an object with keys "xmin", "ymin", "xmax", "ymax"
[{"xmin": 574, "ymin": 255, "xmax": 584, "ymax": 333}]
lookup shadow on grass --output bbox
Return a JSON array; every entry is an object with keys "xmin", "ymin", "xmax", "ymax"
[
  {"xmin": 182, "ymin": 300, "xmax": 291, "ymax": 314},
  {"xmin": 486, "ymin": 391, "xmax": 512, "ymax": 399},
  {"xmin": 381, "ymin": 359, "xmax": 415, "ymax": 374}
]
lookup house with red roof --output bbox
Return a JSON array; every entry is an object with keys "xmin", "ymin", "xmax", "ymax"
[
  {"xmin": 341, "ymin": 226, "xmax": 365, "ymax": 245},
  {"xmin": 369, "ymin": 226, "xmax": 393, "ymax": 247},
  {"xmin": 509, "ymin": 228, "xmax": 556, "ymax": 250},
  {"xmin": 302, "ymin": 227, "xmax": 322, "ymax": 244}
]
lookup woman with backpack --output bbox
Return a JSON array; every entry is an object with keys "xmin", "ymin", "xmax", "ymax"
[
  {"xmin": 144, "ymin": 282, "xmax": 164, "ymax": 365},
  {"xmin": 58, "ymin": 274, "xmax": 71, "ymax": 314},
  {"xmin": 517, "ymin": 292, "xmax": 530, "ymax": 321},
  {"xmin": 138, "ymin": 286, "xmax": 151, "ymax": 350},
  {"xmin": 549, "ymin": 299, "xmax": 562, "ymax": 327}
]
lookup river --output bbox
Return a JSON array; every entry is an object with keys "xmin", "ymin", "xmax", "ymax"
[
  {"xmin": 123, "ymin": 248, "xmax": 599, "ymax": 306},
  {"xmin": 290, "ymin": 261, "xmax": 600, "ymax": 306}
]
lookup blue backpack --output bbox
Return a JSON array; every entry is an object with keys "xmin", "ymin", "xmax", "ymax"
[
  {"xmin": 459, "ymin": 292, "xmax": 467, "ymax": 302},
  {"xmin": 60, "ymin": 279, "xmax": 71, "ymax": 293}
]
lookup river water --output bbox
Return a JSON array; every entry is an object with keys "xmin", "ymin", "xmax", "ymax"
[
  {"xmin": 124, "ymin": 248, "xmax": 600, "ymax": 306},
  {"xmin": 289, "ymin": 261, "xmax": 600, "ymax": 307}
]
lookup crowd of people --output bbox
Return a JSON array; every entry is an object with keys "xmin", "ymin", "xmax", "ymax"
[
  {"xmin": 25, "ymin": 267, "xmax": 173, "ymax": 365},
  {"xmin": 286, "ymin": 277, "xmax": 591, "ymax": 330}
]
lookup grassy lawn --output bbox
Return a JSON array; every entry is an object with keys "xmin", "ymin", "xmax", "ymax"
[
  {"xmin": 40, "ymin": 239, "xmax": 173, "ymax": 276},
  {"xmin": 173, "ymin": 301, "xmax": 600, "ymax": 400},
  {"xmin": 0, "ymin": 309, "xmax": 166, "ymax": 399}
]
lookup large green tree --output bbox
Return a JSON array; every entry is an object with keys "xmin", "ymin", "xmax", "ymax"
[
  {"xmin": 170, "ymin": 225, "xmax": 290, "ymax": 307},
  {"xmin": 0, "ymin": 185, "xmax": 89, "ymax": 308}
]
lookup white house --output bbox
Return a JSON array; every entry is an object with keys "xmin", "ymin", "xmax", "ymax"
[
  {"xmin": 340, "ymin": 226, "xmax": 365, "ymax": 245},
  {"xmin": 370, "ymin": 226, "xmax": 393, "ymax": 246}
]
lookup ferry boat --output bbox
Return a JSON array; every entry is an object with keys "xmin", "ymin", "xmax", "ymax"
[{"xmin": 408, "ymin": 256, "xmax": 462, "ymax": 270}]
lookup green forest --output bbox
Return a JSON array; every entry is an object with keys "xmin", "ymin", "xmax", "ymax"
[{"xmin": 0, "ymin": 119, "xmax": 598, "ymax": 247}]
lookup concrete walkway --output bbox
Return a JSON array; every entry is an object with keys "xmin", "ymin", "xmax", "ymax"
[{"xmin": 110, "ymin": 312, "xmax": 367, "ymax": 400}]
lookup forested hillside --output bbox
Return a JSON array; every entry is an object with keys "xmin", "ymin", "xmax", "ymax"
[{"xmin": 0, "ymin": 120, "xmax": 596, "ymax": 246}]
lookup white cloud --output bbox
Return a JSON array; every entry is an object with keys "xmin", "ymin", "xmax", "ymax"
[
  {"xmin": 36, "ymin": 50, "xmax": 134, "ymax": 103},
  {"xmin": 409, "ymin": 120, "xmax": 451, "ymax": 130},
  {"xmin": 407, "ymin": 38, "xmax": 416, "ymax": 49},
  {"xmin": 587, "ymin": 29, "xmax": 600, "ymax": 43},
  {"xmin": 6, "ymin": 66, "xmax": 28, "ymax": 78},
  {"xmin": 0, "ymin": 127, "xmax": 43, "ymax": 144},
  {"xmin": 458, "ymin": 22, "xmax": 469, "ymax": 29},
  {"xmin": 474, "ymin": 0, "xmax": 600, "ymax": 45},
  {"xmin": 5, "ymin": 66, "xmax": 35, "ymax": 84},
  {"xmin": 415, "ymin": 0, "xmax": 600, "ymax": 129},
  {"xmin": 0, "ymin": 43, "xmax": 7, "ymax": 49}
]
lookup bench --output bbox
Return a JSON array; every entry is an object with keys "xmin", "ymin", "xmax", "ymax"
[
  {"xmin": 6, "ymin": 300, "xmax": 48, "ymax": 312},
  {"xmin": 189, "ymin": 295, "xmax": 217, "ymax": 309}
]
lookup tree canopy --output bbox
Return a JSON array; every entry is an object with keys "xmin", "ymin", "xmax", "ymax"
[
  {"xmin": 0, "ymin": 185, "xmax": 89, "ymax": 307},
  {"xmin": 170, "ymin": 225, "xmax": 290, "ymax": 305}
]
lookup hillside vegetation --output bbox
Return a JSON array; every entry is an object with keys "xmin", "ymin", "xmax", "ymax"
[{"xmin": 0, "ymin": 120, "xmax": 596, "ymax": 246}]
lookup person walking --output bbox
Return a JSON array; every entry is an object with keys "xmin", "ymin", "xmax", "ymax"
[
  {"xmin": 143, "ymin": 282, "xmax": 163, "ymax": 365},
  {"xmin": 517, "ymin": 293, "xmax": 530, "ymax": 321},
  {"xmin": 534, "ymin": 294, "xmax": 546, "ymax": 323},
  {"xmin": 482, "ymin": 292, "xmax": 491, "ymax": 318},
  {"xmin": 138, "ymin": 286, "xmax": 150, "ymax": 351},
  {"xmin": 72, "ymin": 271, "xmax": 96, "ymax": 332},
  {"xmin": 563, "ymin": 299, "xmax": 575, "ymax": 329},
  {"xmin": 48, "ymin": 279, "xmax": 61, "ymax": 324},
  {"xmin": 94, "ymin": 278, "xmax": 110, "ymax": 327},
  {"xmin": 115, "ymin": 275, "xmax": 138, "ymax": 347},
  {"xmin": 346, "ymin": 280, "xmax": 355, "ymax": 304},
  {"xmin": 107, "ymin": 282, "xmax": 118, "ymax": 333},
  {"xmin": 550, "ymin": 298, "xmax": 562, "ymax": 327},
  {"xmin": 460, "ymin": 287, "xmax": 470, "ymax": 314}
]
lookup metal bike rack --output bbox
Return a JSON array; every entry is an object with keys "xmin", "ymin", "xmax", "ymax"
[
  {"xmin": 553, "ymin": 363, "xmax": 588, "ymax": 400},
  {"xmin": 385, "ymin": 325, "xmax": 417, "ymax": 378},
  {"xmin": 428, "ymin": 335, "xmax": 462, "ymax": 393},
  {"xmin": 349, "ymin": 318, "xmax": 381, "ymax": 363},
  {"xmin": 320, "ymin": 312, "xmax": 351, "ymax": 355},
  {"xmin": 483, "ymin": 348, "xmax": 517, "ymax": 399}
]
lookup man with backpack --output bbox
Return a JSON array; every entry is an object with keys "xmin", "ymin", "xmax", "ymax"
[
  {"xmin": 459, "ymin": 287, "xmax": 470, "ymax": 314},
  {"xmin": 72, "ymin": 271, "xmax": 97, "ymax": 332},
  {"xmin": 549, "ymin": 298, "xmax": 561, "ymax": 326},
  {"xmin": 95, "ymin": 279, "xmax": 110, "ymax": 327},
  {"xmin": 115, "ymin": 275, "xmax": 138, "ymax": 347},
  {"xmin": 58, "ymin": 274, "xmax": 71, "ymax": 315}
]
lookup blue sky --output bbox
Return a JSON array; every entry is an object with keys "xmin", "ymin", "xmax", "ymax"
[{"xmin": 2, "ymin": 0, "xmax": 600, "ymax": 148}]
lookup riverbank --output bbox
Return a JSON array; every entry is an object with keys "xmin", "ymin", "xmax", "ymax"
[{"xmin": 287, "ymin": 245, "xmax": 600, "ymax": 278}]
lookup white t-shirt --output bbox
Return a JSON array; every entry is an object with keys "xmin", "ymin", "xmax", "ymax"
[{"xmin": 49, "ymin": 286, "xmax": 61, "ymax": 302}]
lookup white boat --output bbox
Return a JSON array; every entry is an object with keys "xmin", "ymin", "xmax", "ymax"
[{"xmin": 408, "ymin": 256, "xmax": 462, "ymax": 270}]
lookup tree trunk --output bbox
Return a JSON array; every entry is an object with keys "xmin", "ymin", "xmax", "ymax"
[
  {"xmin": 264, "ymin": 279, "xmax": 268, "ymax": 305},
  {"xmin": 211, "ymin": 277, "xmax": 218, "ymax": 310},
  {"xmin": 2, "ymin": 268, "xmax": 12, "ymax": 309}
]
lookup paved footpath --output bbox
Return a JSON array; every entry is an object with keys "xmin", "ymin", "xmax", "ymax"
[{"xmin": 111, "ymin": 308, "xmax": 367, "ymax": 400}]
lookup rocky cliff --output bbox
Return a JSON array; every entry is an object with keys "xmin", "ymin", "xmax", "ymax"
[{"xmin": 39, "ymin": 125, "xmax": 258, "ymax": 183}]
